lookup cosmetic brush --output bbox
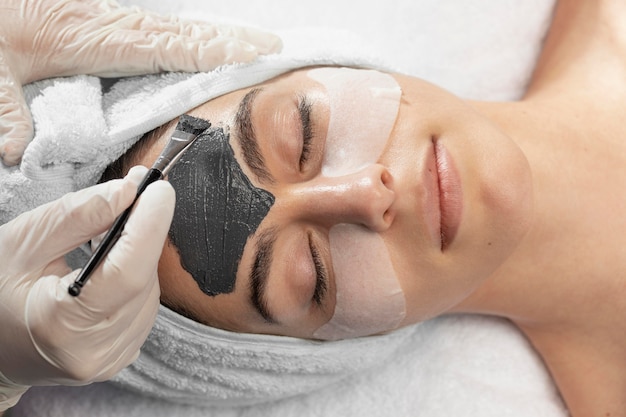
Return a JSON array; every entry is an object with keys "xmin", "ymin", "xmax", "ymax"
[{"xmin": 68, "ymin": 114, "xmax": 211, "ymax": 296}]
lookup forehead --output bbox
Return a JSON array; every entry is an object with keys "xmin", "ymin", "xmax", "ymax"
[
  {"xmin": 197, "ymin": 68, "xmax": 321, "ymax": 115},
  {"xmin": 187, "ymin": 67, "xmax": 390, "ymax": 144}
]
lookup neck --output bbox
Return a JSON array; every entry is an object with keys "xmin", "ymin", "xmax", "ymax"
[
  {"xmin": 442, "ymin": 2, "xmax": 626, "ymax": 414},
  {"xmin": 455, "ymin": 94, "xmax": 626, "ymax": 415},
  {"xmin": 450, "ymin": 93, "xmax": 625, "ymax": 319},
  {"xmin": 448, "ymin": 0, "xmax": 626, "ymax": 326}
]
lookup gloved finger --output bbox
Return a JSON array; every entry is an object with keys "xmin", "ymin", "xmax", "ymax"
[
  {"xmin": 72, "ymin": 30, "xmax": 264, "ymax": 77},
  {"xmin": 0, "ymin": 166, "xmax": 147, "ymax": 274},
  {"xmin": 31, "ymin": 1, "xmax": 281, "ymax": 79},
  {"xmin": 78, "ymin": 179, "xmax": 174, "ymax": 313},
  {"xmin": 204, "ymin": 24, "xmax": 282, "ymax": 55},
  {"xmin": 41, "ymin": 257, "xmax": 72, "ymax": 278},
  {"xmin": 0, "ymin": 58, "xmax": 33, "ymax": 166},
  {"xmin": 103, "ymin": 7, "xmax": 281, "ymax": 53},
  {"xmin": 89, "ymin": 278, "xmax": 161, "ymax": 382},
  {"xmin": 23, "ymin": 265, "xmax": 161, "ymax": 385},
  {"xmin": 129, "ymin": 12, "xmax": 282, "ymax": 55},
  {"xmin": 57, "ymin": 9, "xmax": 280, "ymax": 76}
]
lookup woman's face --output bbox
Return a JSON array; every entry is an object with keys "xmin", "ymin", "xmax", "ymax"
[{"xmin": 146, "ymin": 67, "xmax": 533, "ymax": 340}]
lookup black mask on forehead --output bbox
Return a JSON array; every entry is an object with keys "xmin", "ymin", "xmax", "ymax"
[{"xmin": 168, "ymin": 125, "xmax": 275, "ymax": 296}]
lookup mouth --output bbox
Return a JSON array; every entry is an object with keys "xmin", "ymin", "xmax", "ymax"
[{"xmin": 432, "ymin": 137, "xmax": 463, "ymax": 250}]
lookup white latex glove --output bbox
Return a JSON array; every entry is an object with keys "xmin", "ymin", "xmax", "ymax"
[
  {"xmin": 0, "ymin": 165, "xmax": 175, "ymax": 410},
  {"xmin": 0, "ymin": 0, "xmax": 282, "ymax": 166}
]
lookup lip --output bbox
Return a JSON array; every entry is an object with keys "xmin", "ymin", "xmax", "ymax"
[
  {"xmin": 423, "ymin": 138, "xmax": 463, "ymax": 250},
  {"xmin": 432, "ymin": 139, "xmax": 463, "ymax": 250}
]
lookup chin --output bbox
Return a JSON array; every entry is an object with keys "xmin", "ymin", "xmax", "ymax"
[
  {"xmin": 423, "ymin": 123, "xmax": 534, "ymax": 319},
  {"xmin": 479, "ymin": 132, "xmax": 534, "ymax": 253}
]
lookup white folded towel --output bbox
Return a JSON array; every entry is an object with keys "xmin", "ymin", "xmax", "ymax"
[
  {"xmin": 14, "ymin": 315, "xmax": 567, "ymax": 417},
  {"xmin": 0, "ymin": 76, "xmax": 106, "ymax": 224},
  {"xmin": 114, "ymin": 305, "xmax": 416, "ymax": 406}
]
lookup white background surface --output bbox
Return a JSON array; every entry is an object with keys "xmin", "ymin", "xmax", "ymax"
[{"xmin": 121, "ymin": 0, "xmax": 554, "ymax": 101}]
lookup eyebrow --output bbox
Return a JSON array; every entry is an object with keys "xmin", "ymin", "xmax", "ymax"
[
  {"xmin": 234, "ymin": 88, "xmax": 274, "ymax": 184},
  {"xmin": 249, "ymin": 227, "xmax": 279, "ymax": 324}
]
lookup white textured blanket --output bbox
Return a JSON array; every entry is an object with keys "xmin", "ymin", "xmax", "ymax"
[
  {"xmin": 16, "ymin": 316, "xmax": 566, "ymax": 417},
  {"xmin": 8, "ymin": 1, "xmax": 568, "ymax": 416}
]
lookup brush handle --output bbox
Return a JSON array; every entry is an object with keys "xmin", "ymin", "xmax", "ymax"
[{"xmin": 68, "ymin": 168, "xmax": 162, "ymax": 296}]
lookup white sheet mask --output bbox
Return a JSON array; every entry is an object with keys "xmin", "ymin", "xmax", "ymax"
[{"xmin": 308, "ymin": 68, "xmax": 406, "ymax": 340}]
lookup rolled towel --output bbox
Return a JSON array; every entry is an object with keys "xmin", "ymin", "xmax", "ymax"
[{"xmin": 114, "ymin": 305, "xmax": 416, "ymax": 406}]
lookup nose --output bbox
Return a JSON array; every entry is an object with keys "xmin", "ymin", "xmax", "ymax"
[{"xmin": 284, "ymin": 164, "xmax": 396, "ymax": 232}]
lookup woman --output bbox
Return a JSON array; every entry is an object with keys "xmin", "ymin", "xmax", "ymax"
[{"xmin": 101, "ymin": 1, "xmax": 626, "ymax": 415}]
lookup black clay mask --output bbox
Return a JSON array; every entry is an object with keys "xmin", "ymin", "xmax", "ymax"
[{"xmin": 168, "ymin": 126, "xmax": 275, "ymax": 296}]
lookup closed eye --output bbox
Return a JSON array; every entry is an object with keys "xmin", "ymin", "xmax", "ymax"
[
  {"xmin": 298, "ymin": 95, "xmax": 314, "ymax": 169},
  {"xmin": 307, "ymin": 232, "xmax": 328, "ymax": 306}
]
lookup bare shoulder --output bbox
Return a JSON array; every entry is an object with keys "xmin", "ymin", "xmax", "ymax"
[
  {"xmin": 519, "ymin": 318, "xmax": 626, "ymax": 417},
  {"xmin": 525, "ymin": 0, "xmax": 626, "ymax": 101}
]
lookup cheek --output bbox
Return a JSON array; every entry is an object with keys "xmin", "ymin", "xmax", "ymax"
[
  {"xmin": 473, "ymin": 131, "xmax": 533, "ymax": 245},
  {"xmin": 313, "ymin": 224, "xmax": 406, "ymax": 340},
  {"xmin": 305, "ymin": 68, "xmax": 407, "ymax": 340},
  {"xmin": 398, "ymin": 260, "xmax": 486, "ymax": 324},
  {"xmin": 156, "ymin": 239, "xmax": 218, "ymax": 325}
]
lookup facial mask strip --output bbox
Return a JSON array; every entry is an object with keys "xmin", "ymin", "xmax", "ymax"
[
  {"xmin": 308, "ymin": 68, "xmax": 406, "ymax": 340},
  {"xmin": 308, "ymin": 68, "xmax": 402, "ymax": 178},
  {"xmin": 313, "ymin": 224, "xmax": 406, "ymax": 340}
]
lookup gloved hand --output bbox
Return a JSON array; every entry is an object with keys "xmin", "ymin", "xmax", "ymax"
[
  {"xmin": 0, "ymin": 165, "xmax": 175, "ymax": 410},
  {"xmin": 0, "ymin": 0, "xmax": 282, "ymax": 166}
]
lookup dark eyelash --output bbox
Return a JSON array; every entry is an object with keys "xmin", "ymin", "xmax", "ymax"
[
  {"xmin": 298, "ymin": 96, "xmax": 314, "ymax": 168},
  {"xmin": 308, "ymin": 233, "xmax": 328, "ymax": 306}
]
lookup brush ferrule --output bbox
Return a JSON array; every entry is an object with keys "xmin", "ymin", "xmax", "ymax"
[{"xmin": 152, "ymin": 130, "xmax": 198, "ymax": 176}]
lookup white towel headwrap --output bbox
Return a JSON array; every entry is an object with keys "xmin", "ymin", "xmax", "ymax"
[{"xmin": 118, "ymin": 305, "xmax": 415, "ymax": 406}]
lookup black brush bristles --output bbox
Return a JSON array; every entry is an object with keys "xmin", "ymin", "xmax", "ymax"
[{"xmin": 177, "ymin": 114, "xmax": 211, "ymax": 136}]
